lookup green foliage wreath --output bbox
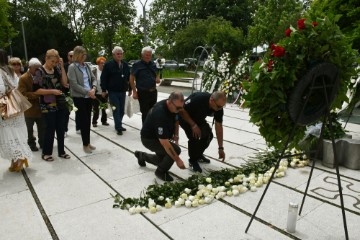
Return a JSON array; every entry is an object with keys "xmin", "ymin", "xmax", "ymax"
[{"xmin": 243, "ymin": 16, "xmax": 359, "ymax": 150}]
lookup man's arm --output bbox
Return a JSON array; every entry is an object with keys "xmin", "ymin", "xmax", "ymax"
[
  {"xmin": 159, "ymin": 138, "xmax": 185, "ymax": 169},
  {"xmin": 178, "ymin": 109, "xmax": 201, "ymax": 138},
  {"xmin": 215, "ymin": 121, "xmax": 225, "ymax": 161},
  {"xmin": 129, "ymin": 74, "xmax": 138, "ymax": 99},
  {"xmin": 18, "ymin": 76, "xmax": 38, "ymax": 100}
]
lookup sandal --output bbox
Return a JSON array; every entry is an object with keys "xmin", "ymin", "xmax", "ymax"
[
  {"xmin": 42, "ymin": 155, "xmax": 54, "ymax": 162},
  {"xmin": 58, "ymin": 153, "xmax": 71, "ymax": 159}
]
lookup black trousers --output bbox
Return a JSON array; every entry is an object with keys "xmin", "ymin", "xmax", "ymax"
[
  {"xmin": 92, "ymin": 94, "xmax": 108, "ymax": 124},
  {"xmin": 140, "ymin": 137, "xmax": 181, "ymax": 173},
  {"xmin": 138, "ymin": 89, "xmax": 157, "ymax": 123},
  {"xmin": 73, "ymin": 97, "xmax": 92, "ymax": 146},
  {"xmin": 25, "ymin": 116, "xmax": 46, "ymax": 149},
  {"xmin": 42, "ymin": 109, "xmax": 66, "ymax": 156},
  {"xmin": 180, "ymin": 121, "xmax": 213, "ymax": 163}
]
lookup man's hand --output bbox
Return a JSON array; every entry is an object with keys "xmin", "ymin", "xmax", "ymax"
[
  {"xmin": 192, "ymin": 124, "xmax": 201, "ymax": 139},
  {"xmin": 219, "ymin": 149, "xmax": 225, "ymax": 162},
  {"xmin": 128, "ymin": 90, "xmax": 132, "ymax": 96},
  {"xmin": 171, "ymin": 135, "xmax": 179, "ymax": 145},
  {"xmin": 156, "ymin": 77, "xmax": 160, "ymax": 84},
  {"xmin": 176, "ymin": 159, "xmax": 185, "ymax": 169},
  {"xmin": 88, "ymin": 89, "xmax": 96, "ymax": 99}
]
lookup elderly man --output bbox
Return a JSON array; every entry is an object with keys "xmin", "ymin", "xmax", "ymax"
[
  {"xmin": 179, "ymin": 91, "xmax": 227, "ymax": 173},
  {"xmin": 130, "ymin": 46, "xmax": 160, "ymax": 123},
  {"xmin": 134, "ymin": 91, "xmax": 186, "ymax": 181},
  {"xmin": 18, "ymin": 58, "xmax": 46, "ymax": 151},
  {"xmin": 101, "ymin": 46, "xmax": 130, "ymax": 135}
]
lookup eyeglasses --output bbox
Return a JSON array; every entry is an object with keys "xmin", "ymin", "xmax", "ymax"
[
  {"xmin": 11, "ymin": 63, "xmax": 21, "ymax": 66},
  {"xmin": 170, "ymin": 101, "xmax": 183, "ymax": 111}
]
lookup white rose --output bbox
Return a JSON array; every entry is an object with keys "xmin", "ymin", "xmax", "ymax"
[
  {"xmin": 225, "ymin": 181, "xmax": 230, "ymax": 187},
  {"xmin": 156, "ymin": 205, "xmax": 162, "ymax": 211},
  {"xmin": 277, "ymin": 172, "xmax": 285, "ymax": 178},
  {"xmin": 206, "ymin": 177, "xmax": 212, "ymax": 183},
  {"xmin": 158, "ymin": 196, "xmax": 164, "ymax": 201},
  {"xmin": 149, "ymin": 206, "xmax": 157, "ymax": 214},
  {"xmin": 198, "ymin": 184, "xmax": 205, "ymax": 190},
  {"xmin": 135, "ymin": 206, "xmax": 142, "ymax": 214},
  {"xmin": 174, "ymin": 201, "xmax": 181, "ymax": 207},
  {"xmin": 219, "ymin": 186, "xmax": 226, "ymax": 192},
  {"xmin": 184, "ymin": 188, "xmax": 191, "ymax": 194},
  {"xmin": 73, "ymin": 106, "xmax": 78, "ymax": 112},
  {"xmin": 181, "ymin": 193, "xmax": 188, "ymax": 199},
  {"xmin": 206, "ymin": 184, "xmax": 213, "ymax": 190},
  {"xmin": 250, "ymin": 186, "xmax": 257, "ymax": 192},
  {"xmin": 290, "ymin": 161, "xmax": 296, "ymax": 168},
  {"xmin": 129, "ymin": 207, "xmax": 136, "ymax": 214},
  {"xmin": 226, "ymin": 190, "xmax": 233, "ymax": 196},
  {"xmin": 165, "ymin": 202, "xmax": 172, "ymax": 208},
  {"xmin": 141, "ymin": 206, "xmax": 148, "ymax": 213},
  {"xmin": 178, "ymin": 198, "xmax": 185, "ymax": 205},
  {"xmin": 185, "ymin": 200, "xmax": 192, "ymax": 208},
  {"xmin": 192, "ymin": 200, "xmax": 199, "ymax": 207},
  {"xmin": 199, "ymin": 199, "xmax": 205, "ymax": 205},
  {"xmin": 188, "ymin": 195, "xmax": 195, "ymax": 201},
  {"xmin": 232, "ymin": 189, "xmax": 240, "ymax": 196}
]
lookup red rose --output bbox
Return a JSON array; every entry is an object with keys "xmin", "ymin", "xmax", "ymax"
[
  {"xmin": 285, "ymin": 28, "xmax": 292, "ymax": 37},
  {"xmin": 271, "ymin": 43, "xmax": 276, "ymax": 50},
  {"xmin": 273, "ymin": 46, "xmax": 285, "ymax": 57},
  {"xmin": 312, "ymin": 21, "xmax": 318, "ymax": 27},
  {"xmin": 267, "ymin": 59, "xmax": 273, "ymax": 72},
  {"xmin": 297, "ymin": 18, "xmax": 306, "ymax": 30}
]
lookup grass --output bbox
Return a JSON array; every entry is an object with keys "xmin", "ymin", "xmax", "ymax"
[{"xmin": 161, "ymin": 69, "xmax": 199, "ymax": 78}]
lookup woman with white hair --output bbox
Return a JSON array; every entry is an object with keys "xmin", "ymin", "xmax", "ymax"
[{"xmin": 100, "ymin": 46, "xmax": 131, "ymax": 135}]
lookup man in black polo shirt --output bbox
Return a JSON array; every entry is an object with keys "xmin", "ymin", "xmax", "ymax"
[
  {"xmin": 179, "ymin": 91, "xmax": 226, "ymax": 173},
  {"xmin": 134, "ymin": 92, "xmax": 186, "ymax": 181},
  {"xmin": 101, "ymin": 46, "xmax": 130, "ymax": 135},
  {"xmin": 130, "ymin": 46, "xmax": 160, "ymax": 124}
]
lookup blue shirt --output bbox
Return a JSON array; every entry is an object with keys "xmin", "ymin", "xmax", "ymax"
[
  {"xmin": 131, "ymin": 60, "xmax": 158, "ymax": 91},
  {"xmin": 75, "ymin": 63, "xmax": 91, "ymax": 97}
]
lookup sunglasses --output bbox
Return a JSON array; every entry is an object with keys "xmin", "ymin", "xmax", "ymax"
[{"xmin": 11, "ymin": 63, "xmax": 21, "ymax": 66}]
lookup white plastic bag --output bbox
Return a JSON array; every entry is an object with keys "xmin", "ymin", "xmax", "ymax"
[
  {"xmin": 105, "ymin": 103, "xmax": 113, "ymax": 118},
  {"xmin": 125, "ymin": 96, "xmax": 140, "ymax": 118}
]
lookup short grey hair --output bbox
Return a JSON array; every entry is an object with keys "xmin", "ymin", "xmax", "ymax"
[
  {"xmin": 211, "ymin": 91, "xmax": 227, "ymax": 101},
  {"xmin": 28, "ymin": 58, "xmax": 42, "ymax": 67},
  {"xmin": 112, "ymin": 46, "xmax": 124, "ymax": 54},
  {"xmin": 141, "ymin": 46, "xmax": 153, "ymax": 55},
  {"xmin": 168, "ymin": 91, "xmax": 184, "ymax": 102}
]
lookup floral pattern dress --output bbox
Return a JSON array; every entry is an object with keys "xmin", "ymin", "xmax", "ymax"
[{"xmin": 0, "ymin": 68, "xmax": 32, "ymax": 162}]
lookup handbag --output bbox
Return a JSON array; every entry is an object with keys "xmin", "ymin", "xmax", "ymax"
[{"xmin": 0, "ymin": 71, "xmax": 32, "ymax": 120}]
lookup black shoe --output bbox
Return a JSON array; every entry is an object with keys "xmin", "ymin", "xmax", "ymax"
[
  {"xmin": 120, "ymin": 127, "xmax": 127, "ymax": 131},
  {"xmin": 92, "ymin": 123, "xmax": 98, "ymax": 127},
  {"xmin": 30, "ymin": 146, "xmax": 39, "ymax": 152},
  {"xmin": 102, "ymin": 122, "xmax": 109, "ymax": 126},
  {"xmin": 189, "ymin": 161, "xmax": 202, "ymax": 173},
  {"xmin": 117, "ymin": 130, "xmax": 123, "ymax": 135},
  {"xmin": 199, "ymin": 155, "xmax": 211, "ymax": 164},
  {"xmin": 155, "ymin": 170, "xmax": 174, "ymax": 182},
  {"xmin": 135, "ymin": 151, "xmax": 146, "ymax": 167}
]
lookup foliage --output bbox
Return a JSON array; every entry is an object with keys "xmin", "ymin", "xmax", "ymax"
[
  {"xmin": 202, "ymin": 52, "xmax": 250, "ymax": 101},
  {"xmin": 247, "ymin": 0, "xmax": 303, "ymax": 47},
  {"xmin": 0, "ymin": 0, "xmax": 16, "ymax": 49},
  {"xmin": 309, "ymin": 0, "xmax": 360, "ymax": 51},
  {"xmin": 243, "ymin": 16, "xmax": 359, "ymax": 150},
  {"xmin": 112, "ymin": 149, "xmax": 305, "ymax": 211},
  {"xmin": 161, "ymin": 69, "xmax": 197, "ymax": 79},
  {"xmin": 173, "ymin": 16, "xmax": 247, "ymax": 60}
]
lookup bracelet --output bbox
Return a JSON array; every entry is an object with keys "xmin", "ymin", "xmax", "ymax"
[{"xmin": 218, "ymin": 147, "xmax": 224, "ymax": 150}]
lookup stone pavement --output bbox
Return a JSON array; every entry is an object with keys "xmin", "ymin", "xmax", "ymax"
[{"xmin": 1, "ymin": 90, "xmax": 359, "ymax": 240}]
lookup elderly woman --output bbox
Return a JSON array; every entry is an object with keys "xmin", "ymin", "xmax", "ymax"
[
  {"xmin": 0, "ymin": 49, "xmax": 32, "ymax": 172},
  {"xmin": 67, "ymin": 46, "xmax": 97, "ymax": 153},
  {"xmin": 92, "ymin": 56, "xmax": 109, "ymax": 127},
  {"xmin": 33, "ymin": 49, "xmax": 70, "ymax": 161}
]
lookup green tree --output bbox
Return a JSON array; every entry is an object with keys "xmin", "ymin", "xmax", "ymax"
[
  {"xmin": 113, "ymin": 26, "xmax": 143, "ymax": 61},
  {"xmin": 0, "ymin": 0, "xmax": 16, "ymax": 49},
  {"xmin": 173, "ymin": 16, "xmax": 246, "ymax": 60},
  {"xmin": 309, "ymin": 0, "xmax": 360, "ymax": 51},
  {"xmin": 247, "ymin": 0, "xmax": 303, "ymax": 47}
]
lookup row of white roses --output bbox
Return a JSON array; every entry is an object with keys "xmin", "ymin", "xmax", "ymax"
[{"xmin": 127, "ymin": 157, "xmax": 309, "ymax": 215}]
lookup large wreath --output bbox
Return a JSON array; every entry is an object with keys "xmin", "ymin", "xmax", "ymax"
[{"xmin": 243, "ymin": 16, "xmax": 359, "ymax": 150}]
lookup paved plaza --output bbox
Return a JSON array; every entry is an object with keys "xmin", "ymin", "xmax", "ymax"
[{"xmin": 1, "ymin": 87, "xmax": 359, "ymax": 240}]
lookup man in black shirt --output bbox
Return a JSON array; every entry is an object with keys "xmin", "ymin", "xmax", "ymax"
[
  {"xmin": 134, "ymin": 92, "xmax": 186, "ymax": 181},
  {"xmin": 179, "ymin": 91, "xmax": 226, "ymax": 173},
  {"xmin": 130, "ymin": 46, "xmax": 160, "ymax": 124}
]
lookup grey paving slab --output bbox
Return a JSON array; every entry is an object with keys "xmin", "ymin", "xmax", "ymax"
[
  {"xmin": 160, "ymin": 201, "xmax": 291, "ymax": 240},
  {"xmin": 50, "ymin": 198, "xmax": 168, "ymax": 240},
  {"xmin": 0, "ymin": 168, "xmax": 28, "ymax": 197},
  {"xmin": 0, "ymin": 190, "xmax": 52, "ymax": 240}
]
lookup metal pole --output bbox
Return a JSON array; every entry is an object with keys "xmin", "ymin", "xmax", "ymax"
[
  {"xmin": 139, "ymin": 0, "xmax": 148, "ymax": 45},
  {"xmin": 21, "ymin": 20, "xmax": 28, "ymax": 62}
]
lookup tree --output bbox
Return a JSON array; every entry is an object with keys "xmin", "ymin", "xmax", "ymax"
[
  {"xmin": 0, "ymin": 0, "xmax": 16, "ymax": 49},
  {"xmin": 309, "ymin": 0, "xmax": 360, "ymax": 51},
  {"xmin": 173, "ymin": 16, "xmax": 247, "ymax": 60},
  {"xmin": 247, "ymin": 0, "xmax": 303, "ymax": 47}
]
